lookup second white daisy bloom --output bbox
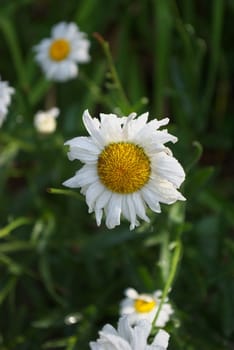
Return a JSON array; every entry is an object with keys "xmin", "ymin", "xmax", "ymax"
[
  {"xmin": 90, "ymin": 316, "xmax": 169, "ymax": 350},
  {"xmin": 0, "ymin": 77, "xmax": 14, "ymax": 127},
  {"xmin": 34, "ymin": 107, "xmax": 59, "ymax": 134},
  {"xmin": 120, "ymin": 288, "xmax": 173, "ymax": 328},
  {"xmin": 34, "ymin": 22, "xmax": 90, "ymax": 82},
  {"xmin": 63, "ymin": 110, "xmax": 186, "ymax": 230}
]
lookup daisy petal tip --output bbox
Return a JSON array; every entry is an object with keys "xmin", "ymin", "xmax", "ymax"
[
  {"xmin": 125, "ymin": 288, "xmax": 138, "ymax": 298},
  {"xmin": 83, "ymin": 108, "xmax": 90, "ymax": 115},
  {"xmin": 154, "ymin": 329, "xmax": 170, "ymax": 347},
  {"xmin": 128, "ymin": 112, "xmax": 137, "ymax": 119},
  {"xmin": 171, "ymin": 136, "xmax": 178, "ymax": 144}
]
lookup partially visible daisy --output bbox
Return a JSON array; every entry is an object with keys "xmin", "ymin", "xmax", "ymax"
[
  {"xmin": 0, "ymin": 77, "xmax": 14, "ymax": 127},
  {"xmin": 34, "ymin": 107, "xmax": 59, "ymax": 134},
  {"xmin": 63, "ymin": 110, "xmax": 186, "ymax": 230},
  {"xmin": 34, "ymin": 22, "xmax": 90, "ymax": 82},
  {"xmin": 89, "ymin": 316, "xmax": 169, "ymax": 350},
  {"xmin": 120, "ymin": 288, "xmax": 173, "ymax": 328}
]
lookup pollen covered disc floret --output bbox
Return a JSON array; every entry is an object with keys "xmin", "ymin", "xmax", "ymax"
[
  {"xmin": 49, "ymin": 39, "xmax": 70, "ymax": 61},
  {"xmin": 134, "ymin": 298, "xmax": 156, "ymax": 313},
  {"xmin": 97, "ymin": 142, "xmax": 151, "ymax": 194},
  {"xmin": 63, "ymin": 109, "xmax": 186, "ymax": 230}
]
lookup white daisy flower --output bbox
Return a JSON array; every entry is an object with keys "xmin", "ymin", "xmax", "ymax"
[
  {"xmin": 0, "ymin": 77, "xmax": 14, "ymax": 127},
  {"xmin": 34, "ymin": 22, "xmax": 90, "ymax": 82},
  {"xmin": 120, "ymin": 288, "xmax": 173, "ymax": 328},
  {"xmin": 63, "ymin": 110, "xmax": 185, "ymax": 230},
  {"xmin": 34, "ymin": 107, "xmax": 59, "ymax": 134},
  {"xmin": 89, "ymin": 316, "xmax": 169, "ymax": 350}
]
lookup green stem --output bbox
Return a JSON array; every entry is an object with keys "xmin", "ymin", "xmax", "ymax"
[
  {"xmin": 151, "ymin": 201, "xmax": 186, "ymax": 332},
  {"xmin": 151, "ymin": 239, "xmax": 182, "ymax": 331},
  {"xmin": 93, "ymin": 33, "xmax": 131, "ymax": 113},
  {"xmin": 0, "ymin": 217, "xmax": 33, "ymax": 239},
  {"xmin": 47, "ymin": 187, "xmax": 83, "ymax": 201}
]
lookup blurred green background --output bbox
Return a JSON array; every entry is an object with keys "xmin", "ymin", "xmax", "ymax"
[{"xmin": 0, "ymin": 0, "xmax": 233, "ymax": 349}]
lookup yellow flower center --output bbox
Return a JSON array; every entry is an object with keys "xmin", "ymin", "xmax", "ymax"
[
  {"xmin": 49, "ymin": 39, "xmax": 70, "ymax": 61},
  {"xmin": 134, "ymin": 298, "xmax": 156, "ymax": 313},
  {"xmin": 97, "ymin": 142, "xmax": 151, "ymax": 194}
]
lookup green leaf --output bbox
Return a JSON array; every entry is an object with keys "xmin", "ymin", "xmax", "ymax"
[
  {"xmin": 0, "ymin": 217, "xmax": 32, "ymax": 239},
  {"xmin": 38, "ymin": 254, "xmax": 65, "ymax": 306},
  {"xmin": 0, "ymin": 276, "xmax": 17, "ymax": 304}
]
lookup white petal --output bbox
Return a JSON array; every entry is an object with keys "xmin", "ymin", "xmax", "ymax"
[
  {"xmin": 117, "ymin": 317, "xmax": 133, "ymax": 344},
  {"xmin": 153, "ymin": 290, "xmax": 162, "ymax": 299},
  {"xmin": 153, "ymin": 130, "xmax": 178, "ymax": 144},
  {"xmin": 105, "ymin": 194, "xmax": 122, "ymax": 229},
  {"xmin": 122, "ymin": 196, "xmax": 139, "ymax": 230},
  {"xmin": 149, "ymin": 117, "xmax": 169, "ymax": 129},
  {"xmin": 132, "ymin": 192, "xmax": 150, "ymax": 223},
  {"xmin": 83, "ymin": 110, "xmax": 105, "ymax": 147},
  {"xmin": 122, "ymin": 112, "xmax": 143, "ymax": 140},
  {"xmin": 99, "ymin": 113, "xmax": 123, "ymax": 143},
  {"xmin": 62, "ymin": 172, "xmax": 87, "ymax": 188},
  {"xmin": 56, "ymin": 60, "xmax": 78, "ymax": 81},
  {"xmin": 131, "ymin": 319, "xmax": 151, "ymax": 350},
  {"xmin": 155, "ymin": 303, "xmax": 173, "ymax": 328},
  {"xmin": 152, "ymin": 152, "xmax": 185, "ymax": 188},
  {"xmin": 66, "ymin": 165, "xmax": 98, "ymax": 187},
  {"xmin": 101, "ymin": 324, "xmax": 118, "ymax": 336},
  {"xmin": 151, "ymin": 329, "xmax": 170, "ymax": 349},
  {"xmin": 98, "ymin": 330, "xmax": 131, "ymax": 350},
  {"xmin": 95, "ymin": 190, "xmax": 112, "ymax": 209},
  {"xmin": 141, "ymin": 185, "xmax": 161, "ymax": 213},
  {"xmin": 125, "ymin": 288, "xmax": 139, "ymax": 299},
  {"xmin": 61, "ymin": 22, "xmax": 80, "ymax": 40},
  {"xmin": 66, "ymin": 136, "xmax": 101, "ymax": 152},
  {"xmin": 152, "ymin": 177, "xmax": 186, "ymax": 204},
  {"xmin": 120, "ymin": 299, "xmax": 135, "ymax": 315},
  {"xmin": 51, "ymin": 22, "xmax": 68, "ymax": 38},
  {"xmin": 65, "ymin": 136, "xmax": 100, "ymax": 162},
  {"xmin": 94, "ymin": 208, "xmax": 103, "ymax": 226},
  {"xmin": 133, "ymin": 120, "xmax": 174, "ymax": 148},
  {"xmin": 89, "ymin": 342, "xmax": 98, "ymax": 350},
  {"xmin": 70, "ymin": 39, "xmax": 90, "ymax": 62},
  {"xmin": 85, "ymin": 181, "xmax": 105, "ymax": 212}
]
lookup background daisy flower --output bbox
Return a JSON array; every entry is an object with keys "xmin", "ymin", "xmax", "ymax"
[
  {"xmin": 89, "ymin": 316, "xmax": 169, "ymax": 350},
  {"xmin": 63, "ymin": 110, "xmax": 186, "ymax": 230},
  {"xmin": 120, "ymin": 288, "xmax": 174, "ymax": 327},
  {"xmin": 34, "ymin": 22, "xmax": 90, "ymax": 82},
  {"xmin": 34, "ymin": 107, "xmax": 59, "ymax": 134},
  {"xmin": 0, "ymin": 77, "xmax": 14, "ymax": 127}
]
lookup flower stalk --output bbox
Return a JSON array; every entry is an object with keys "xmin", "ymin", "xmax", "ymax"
[
  {"xmin": 93, "ymin": 32, "xmax": 132, "ymax": 113},
  {"xmin": 151, "ymin": 202, "xmax": 185, "ymax": 333},
  {"xmin": 151, "ymin": 239, "xmax": 182, "ymax": 332}
]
